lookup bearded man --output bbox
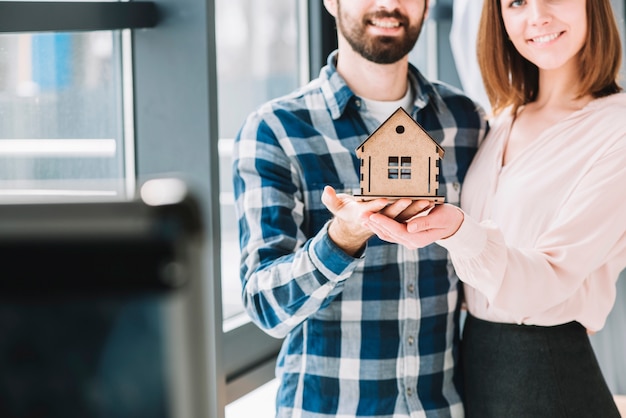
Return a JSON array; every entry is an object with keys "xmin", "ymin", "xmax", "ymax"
[{"xmin": 233, "ymin": 1, "xmax": 486, "ymax": 416}]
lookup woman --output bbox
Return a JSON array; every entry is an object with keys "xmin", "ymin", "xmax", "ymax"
[{"xmin": 362, "ymin": 0, "xmax": 626, "ymax": 416}]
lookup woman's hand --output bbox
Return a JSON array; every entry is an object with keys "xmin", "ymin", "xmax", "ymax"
[{"xmin": 363, "ymin": 203, "xmax": 464, "ymax": 250}]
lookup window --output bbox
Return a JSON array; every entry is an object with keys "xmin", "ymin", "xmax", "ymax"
[
  {"xmin": 216, "ymin": 0, "xmax": 300, "ymax": 324},
  {"xmin": 0, "ymin": 30, "xmax": 131, "ymax": 202},
  {"xmin": 0, "ymin": 0, "xmax": 155, "ymax": 202},
  {"xmin": 388, "ymin": 156, "xmax": 411, "ymax": 180},
  {"xmin": 401, "ymin": 156, "xmax": 412, "ymax": 179}
]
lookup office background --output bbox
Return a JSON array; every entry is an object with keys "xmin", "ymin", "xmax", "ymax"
[{"xmin": 0, "ymin": 1, "xmax": 624, "ymax": 417}]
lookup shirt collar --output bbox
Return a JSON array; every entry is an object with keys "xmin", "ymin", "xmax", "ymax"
[{"xmin": 319, "ymin": 50, "xmax": 442, "ymax": 120}]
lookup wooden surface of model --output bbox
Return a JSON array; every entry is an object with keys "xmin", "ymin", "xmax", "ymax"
[{"xmin": 355, "ymin": 107, "xmax": 445, "ymax": 203}]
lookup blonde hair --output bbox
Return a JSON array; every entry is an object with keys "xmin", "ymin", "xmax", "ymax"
[{"xmin": 477, "ymin": 0, "xmax": 623, "ymax": 115}]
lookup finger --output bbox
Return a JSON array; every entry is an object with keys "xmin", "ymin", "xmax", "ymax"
[
  {"xmin": 394, "ymin": 200, "xmax": 434, "ymax": 222},
  {"xmin": 406, "ymin": 216, "xmax": 453, "ymax": 241},
  {"xmin": 408, "ymin": 199, "xmax": 433, "ymax": 213},
  {"xmin": 357, "ymin": 197, "xmax": 390, "ymax": 218},
  {"xmin": 406, "ymin": 216, "xmax": 434, "ymax": 233},
  {"xmin": 322, "ymin": 186, "xmax": 389, "ymax": 219},
  {"xmin": 368, "ymin": 212, "xmax": 408, "ymax": 235},
  {"xmin": 365, "ymin": 218, "xmax": 400, "ymax": 239},
  {"xmin": 406, "ymin": 204, "xmax": 458, "ymax": 233},
  {"xmin": 380, "ymin": 198, "xmax": 412, "ymax": 218},
  {"xmin": 367, "ymin": 198, "xmax": 392, "ymax": 212},
  {"xmin": 321, "ymin": 186, "xmax": 342, "ymax": 213},
  {"xmin": 322, "ymin": 186, "xmax": 361, "ymax": 210},
  {"xmin": 365, "ymin": 219, "xmax": 421, "ymax": 249}
]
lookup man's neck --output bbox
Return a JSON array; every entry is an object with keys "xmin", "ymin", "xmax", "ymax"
[{"xmin": 335, "ymin": 42, "xmax": 410, "ymax": 102}]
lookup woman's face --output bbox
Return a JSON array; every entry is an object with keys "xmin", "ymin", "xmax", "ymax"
[{"xmin": 500, "ymin": 0, "xmax": 587, "ymax": 72}]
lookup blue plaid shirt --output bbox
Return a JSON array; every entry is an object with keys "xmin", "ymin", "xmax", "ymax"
[{"xmin": 233, "ymin": 52, "xmax": 486, "ymax": 418}]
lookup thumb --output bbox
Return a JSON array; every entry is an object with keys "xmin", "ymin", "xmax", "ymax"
[{"xmin": 321, "ymin": 185, "xmax": 341, "ymax": 213}]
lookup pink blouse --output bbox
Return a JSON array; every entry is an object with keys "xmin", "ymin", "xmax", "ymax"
[{"xmin": 438, "ymin": 93, "xmax": 626, "ymax": 331}]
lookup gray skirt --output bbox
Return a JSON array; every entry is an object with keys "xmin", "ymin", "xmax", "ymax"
[{"xmin": 462, "ymin": 314, "xmax": 620, "ymax": 418}]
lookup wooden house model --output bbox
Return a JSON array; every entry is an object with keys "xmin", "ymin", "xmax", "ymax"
[{"xmin": 354, "ymin": 107, "xmax": 445, "ymax": 203}]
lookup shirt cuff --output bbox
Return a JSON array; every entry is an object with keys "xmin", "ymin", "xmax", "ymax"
[
  {"xmin": 436, "ymin": 212, "xmax": 488, "ymax": 259},
  {"xmin": 309, "ymin": 221, "xmax": 365, "ymax": 282}
]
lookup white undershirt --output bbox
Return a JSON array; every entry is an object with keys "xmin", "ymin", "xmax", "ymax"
[{"xmin": 361, "ymin": 83, "xmax": 414, "ymax": 124}]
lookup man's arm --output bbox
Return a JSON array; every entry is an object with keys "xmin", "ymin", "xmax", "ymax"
[{"xmin": 232, "ymin": 114, "xmax": 368, "ymax": 338}]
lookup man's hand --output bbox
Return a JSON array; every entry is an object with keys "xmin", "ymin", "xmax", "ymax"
[
  {"xmin": 321, "ymin": 186, "xmax": 432, "ymax": 255},
  {"xmin": 363, "ymin": 203, "xmax": 464, "ymax": 250}
]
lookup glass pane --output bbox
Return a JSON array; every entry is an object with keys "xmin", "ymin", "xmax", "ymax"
[
  {"xmin": 217, "ymin": 0, "xmax": 299, "ymax": 323},
  {"xmin": 0, "ymin": 31, "xmax": 126, "ymax": 202}
]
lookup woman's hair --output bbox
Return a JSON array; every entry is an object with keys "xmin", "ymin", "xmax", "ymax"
[{"xmin": 477, "ymin": 0, "xmax": 623, "ymax": 115}]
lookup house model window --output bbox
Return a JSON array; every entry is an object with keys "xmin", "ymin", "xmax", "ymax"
[
  {"xmin": 388, "ymin": 156, "xmax": 412, "ymax": 179},
  {"xmin": 354, "ymin": 107, "xmax": 445, "ymax": 203}
]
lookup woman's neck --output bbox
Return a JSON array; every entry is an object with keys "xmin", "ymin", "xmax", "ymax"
[{"xmin": 534, "ymin": 64, "xmax": 592, "ymax": 112}]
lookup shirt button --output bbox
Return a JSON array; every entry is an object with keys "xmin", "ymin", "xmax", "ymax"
[
  {"xmin": 354, "ymin": 99, "xmax": 361, "ymax": 107},
  {"xmin": 407, "ymin": 283, "xmax": 415, "ymax": 293},
  {"xmin": 408, "ymin": 336, "xmax": 414, "ymax": 345},
  {"xmin": 407, "ymin": 387, "xmax": 413, "ymax": 396}
]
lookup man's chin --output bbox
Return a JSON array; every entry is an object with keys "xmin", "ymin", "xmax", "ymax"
[
  {"xmin": 344, "ymin": 33, "xmax": 415, "ymax": 64},
  {"xmin": 361, "ymin": 48, "xmax": 407, "ymax": 64}
]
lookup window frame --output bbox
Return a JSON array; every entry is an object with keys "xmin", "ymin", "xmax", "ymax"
[{"xmin": 0, "ymin": 1, "xmax": 158, "ymax": 33}]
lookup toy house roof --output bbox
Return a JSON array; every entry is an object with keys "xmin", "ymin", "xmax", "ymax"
[{"xmin": 355, "ymin": 107, "xmax": 444, "ymax": 157}]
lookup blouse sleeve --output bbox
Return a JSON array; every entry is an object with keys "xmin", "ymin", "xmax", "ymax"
[{"xmin": 437, "ymin": 140, "xmax": 626, "ymax": 326}]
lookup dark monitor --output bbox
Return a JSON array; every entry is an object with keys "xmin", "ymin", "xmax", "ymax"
[{"xmin": 0, "ymin": 184, "xmax": 210, "ymax": 418}]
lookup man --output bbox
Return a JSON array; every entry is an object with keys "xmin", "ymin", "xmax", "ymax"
[{"xmin": 233, "ymin": 0, "xmax": 486, "ymax": 416}]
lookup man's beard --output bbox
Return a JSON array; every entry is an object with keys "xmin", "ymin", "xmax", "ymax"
[{"xmin": 337, "ymin": 8, "xmax": 423, "ymax": 64}]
